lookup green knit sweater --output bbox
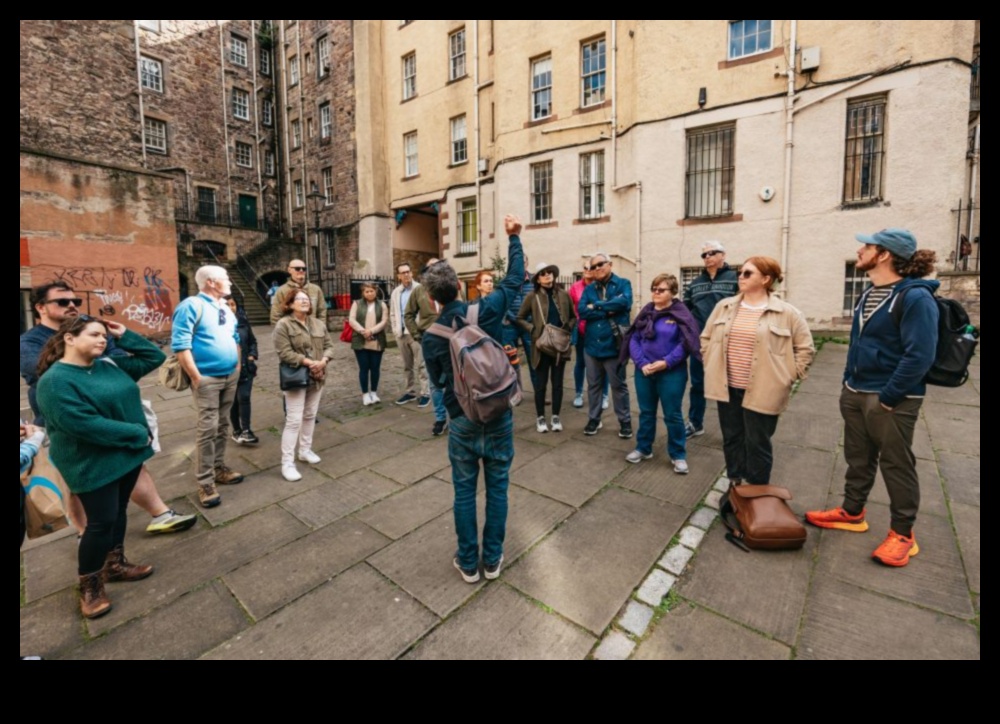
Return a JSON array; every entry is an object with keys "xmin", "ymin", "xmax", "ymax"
[{"xmin": 36, "ymin": 330, "xmax": 166, "ymax": 494}]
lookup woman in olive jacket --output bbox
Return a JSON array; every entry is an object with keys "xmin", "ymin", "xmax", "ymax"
[
  {"xmin": 517, "ymin": 263, "xmax": 577, "ymax": 434},
  {"xmin": 273, "ymin": 291, "xmax": 336, "ymax": 482},
  {"xmin": 349, "ymin": 283, "xmax": 389, "ymax": 406}
]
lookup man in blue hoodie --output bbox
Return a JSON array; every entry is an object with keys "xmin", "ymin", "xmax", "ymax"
[{"xmin": 807, "ymin": 229, "xmax": 939, "ymax": 568}]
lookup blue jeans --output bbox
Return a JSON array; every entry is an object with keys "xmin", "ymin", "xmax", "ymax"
[
  {"xmin": 503, "ymin": 323, "xmax": 538, "ymax": 389},
  {"xmin": 449, "ymin": 412, "xmax": 515, "ymax": 570},
  {"xmin": 688, "ymin": 356, "xmax": 706, "ymax": 429},
  {"xmin": 635, "ymin": 366, "xmax": 689, "ymax": 462},
  {"xmin": 575, "ymin": 339, "xmax": 609, "ymax": 397},
  {"xmin": 429, "ymin": 382, "xmax": 447, "ymax": 422}
]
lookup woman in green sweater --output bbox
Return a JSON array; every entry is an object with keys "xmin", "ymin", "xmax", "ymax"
[{"xmin": 36, "ymin": 316, "xmax": 165, "ymax": 620}]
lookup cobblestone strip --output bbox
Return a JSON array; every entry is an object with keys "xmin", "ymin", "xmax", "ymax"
[{"xmin": 592, "ymin": 476, "xmax": 729, "ymax": 660}]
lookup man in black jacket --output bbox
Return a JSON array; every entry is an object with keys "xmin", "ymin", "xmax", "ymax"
[{"xmin": 682, "ymin": 241, "xmax": 738, "ymax": 437}]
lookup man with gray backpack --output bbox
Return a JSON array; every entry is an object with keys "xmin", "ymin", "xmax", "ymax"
[{"xmin": 423, "ymin": 215, "xmax": 526, "ymax": 584}]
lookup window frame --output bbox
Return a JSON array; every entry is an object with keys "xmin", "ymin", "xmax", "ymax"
[
  {"xmin": 291, "ymin": 118, "xmax": 302, "ymax": 149},
  {"xmin": 323, "ymin": 167, "xmax": 334, "ymax": 206},
  {"xmin": 230, "ymin": 35, "xmax": 249, "ymax": 67},
  {"xmin": 457, "ymin": 197, "xmax": 478, "ymax": 255},
  {"xmin": 404, "ymin": 132, "xmax": 419, "ymax": 178},
  {"xmin": 843, "ymin": 95, "xmax": 887, "ymax": 205},
  {"xmin": 581, "ymin": 37, "xmax": 607, "ymax": 108},
  {"xmin": 293, "ymin": 179, "xmax": 304, "ymax": 208},
  {"xmin": 320, "ymin": 102, "xmax": 332, "ymax": 140},
  {"xmin": 579, "ymin": 151, "xmax": 606, "ymax": 220},
  {"xmin": 728, "ymin": 20, "xmax": 774, "ymax": 61},
  {"xmin": 140, "ymin": 55, "xmax": 164, "ymax": 93},
  {"xmin": 449, "ymin": 28, "xmax": 467, "ymax": 81},
  {"xmin": 235, "ymin": 141, "xmax": 254, "ymax": 169},
  {"xmin": 144, "ymin": 117, "xmax": 167, "ymax": 154},
  {"xmin": 531, "ymin": 56, "xmax": 553, "ymax": 121},
  {"xmin": 264, "ymin": 150, "xmax": 276, "ymax": 177},
  {"xmin": 843, "ymin": 261, "xmax": 871, "ymax": 316},
  {"xmin": 262, "ymin": 98, "xmax": 274, "ymax": 126},
  {"xmin": 531, "ymin": 161, "xmax": 554, "ymax": 224},
  {"xmin": 259, "ymin": 47, "xmax": 271, "ymax": 76},
  {"xmin": 317, "ymin": 35, "xmax": 331, "ymax": 78},
  {"xmin": 232, "ymin": 88, "xmax": 250, "ymax": 121},
  {"xmin": 289, "ymin": 55, "xmax": 300, "ymax": 86},
  {"xmin": 685, "ymin": 124, "xmax": 736, "ymax": 220},
  {"xmin": 197, "ymin": 186, "xmax": 217, "ymax": 223},
  {"xmin": 138, "ymin": 20, "xmax": 161, "ymax": 33},
  {"xmin": 450, "ymin": 115, "xmax": 468, "ymax": 166},
  {"xmin": 402, "ymin": 52, "xmax": 417, "ymax": 101}
]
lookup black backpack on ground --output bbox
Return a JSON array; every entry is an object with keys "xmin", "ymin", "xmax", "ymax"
[{"xmin": 891, "ymin": 290, "xmax": 979, "ymax": 388}]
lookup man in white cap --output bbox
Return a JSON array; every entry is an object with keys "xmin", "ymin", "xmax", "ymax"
[{"xmin": 683, "ymin": 241, "xmax": 738, "ymax": 437}]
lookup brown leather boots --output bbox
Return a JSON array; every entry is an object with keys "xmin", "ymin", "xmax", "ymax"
[{"xmin": 78, "ymin": 547, "xmax": 155, "ymax": 620}]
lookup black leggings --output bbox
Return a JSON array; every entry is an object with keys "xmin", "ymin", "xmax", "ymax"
[
  {"xmin": 534, "ymin": 354, "xmax": 567, "ymax": 417},
  {"xmin": 355, "ymin": 350, "xmax": 384, "ymax": 394},
  {"xmin": 230, "ymin": 377, "xmax": 254, "ymax": 432},
  {"xmin": 76, "ymin": 465, "xmax": 142, "ymax": 576}
]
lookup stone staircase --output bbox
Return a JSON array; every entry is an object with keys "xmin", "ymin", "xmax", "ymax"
[{"xmin": 225, "ymin": 264, "xmax": 271, "ymax": 326}]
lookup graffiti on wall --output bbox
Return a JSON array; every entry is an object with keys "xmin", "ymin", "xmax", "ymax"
[{"xmin": 40, "ymin": 265, "xmax": 176, "ymax": 334}]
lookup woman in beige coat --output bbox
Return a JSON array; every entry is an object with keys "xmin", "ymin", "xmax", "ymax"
[
  {"xmin": 701, "ymin": 256, "xmax": 815, "ymax": 487},
  {"xmin": 273, "ymin": 291, "xmax": 336, "ymax": 482}
]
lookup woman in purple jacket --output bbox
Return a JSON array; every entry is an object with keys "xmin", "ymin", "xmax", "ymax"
[{"xmin": 622, "ymin": 274, "xmax": 702, "ymax": 474}]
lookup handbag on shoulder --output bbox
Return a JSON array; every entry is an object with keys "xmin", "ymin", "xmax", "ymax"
[
  {"xmin": 279, "ymin": 363, "xmax": 311, "ymax": 391},
  {"xmin": 534, "ymin": 294, "xmax": 572, "ymax": 357}
]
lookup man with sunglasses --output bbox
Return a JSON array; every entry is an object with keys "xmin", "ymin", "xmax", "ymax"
[
  {"xmin": 20, "ymin": 282, "xmax": 197, "ymax": 535},
  {"xmin": 683, "ymin": 241, "xmax": 738, "ymax": 438},
  {"xmin": 270, "ymin": 260, "xmax": 327, "ymax": 325}
]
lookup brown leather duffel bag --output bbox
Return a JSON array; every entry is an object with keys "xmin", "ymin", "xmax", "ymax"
[{"xmin": 720, "ymin": 483, "xmax": 807, "ymax": 552}]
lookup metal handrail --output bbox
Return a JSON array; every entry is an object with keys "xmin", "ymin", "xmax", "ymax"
[{"xmin": 235, "ymin": 254, "xmax": 271, "ymax": 308}]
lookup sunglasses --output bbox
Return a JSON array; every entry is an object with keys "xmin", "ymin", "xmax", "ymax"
[
  {"xmin": 739, "ymin": 270, "xmax": 757, "ymax": 279},
  {"xmin": 290, "ymin": 266, "xmax": 307, "ymax": 273},
  {"xmin": 651, "ymin": 287, "xmax": 671, "ymax": 294},
  {"xmin": 48, "ymin": 298, "xmax": 84, "ymax": 308},
  {"xmin": 591, "ymin": 261, "xmax": 608, "ymax": 270},
  {"xmin": 701, "ymin": 251, "xmax": 722, "ymax": 260}
]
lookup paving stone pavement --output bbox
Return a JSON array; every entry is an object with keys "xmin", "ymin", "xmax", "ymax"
[{"xmin": 19, "ymin": 335, "xmax": 980, "ymax": 660}]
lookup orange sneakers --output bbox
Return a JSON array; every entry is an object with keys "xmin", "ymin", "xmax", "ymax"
[
  {"xmin": 872, "ymin": 531, "xmax": 920, "ymax": 568},
  {"xmin": 805, "ymin": 507, "xmax": 870, "ymax": 533}
]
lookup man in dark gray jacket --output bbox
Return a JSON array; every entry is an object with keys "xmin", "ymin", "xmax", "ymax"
[{"xmin": 682, "ymin": 241, "xmax": 738, "ymax": 438}]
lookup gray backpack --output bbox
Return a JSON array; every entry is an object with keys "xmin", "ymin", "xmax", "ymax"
[{"xmin": 428, "ymin": 305, "xmax": 522, "ymax": 424}]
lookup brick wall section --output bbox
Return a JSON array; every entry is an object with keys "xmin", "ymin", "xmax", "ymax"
[
  {"xmin": 20, "ymin": 20, "xmax": 141, "ymax": 167},
  {"xmin": 282, "ymin": 20, "xmax": 360, "ymax": 276}
]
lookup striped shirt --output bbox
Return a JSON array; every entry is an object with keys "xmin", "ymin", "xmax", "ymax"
[
  {"xmin": 727, "ymin": 303, "xmax": 767, "ymax": 390},
  {"xmin": 862, "ymin": 283, "xmax": 898, "ymax": 324}
]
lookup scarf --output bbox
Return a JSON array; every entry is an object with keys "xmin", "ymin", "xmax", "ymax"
[{"xmin": 619, "ymin": 300, "xmax": 703, "ymax": 367}]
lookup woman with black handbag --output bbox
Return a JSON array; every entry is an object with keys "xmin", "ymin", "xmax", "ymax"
[
  {"xmin": 273, "ymin": 292, "xmax": 336, "ymax": 482},
  {"xmin": 517, "ymin": 263, "xmax": 577, "ymax": 433}
]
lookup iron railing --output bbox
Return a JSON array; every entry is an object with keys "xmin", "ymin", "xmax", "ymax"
[
  {"xmin": 971, "ymin": 50, "xmax": 980, "ymax": 105},
  {"xmin": 235, "ymin": 254, "xmax": 271, "ymax": 308},
  {"xmin": 951, "ymin": 199, "xmax": 980, "ymax": 273},
  {"xmin": 176, "ymin": 210, "xmax": 274, "ymax": 233}
]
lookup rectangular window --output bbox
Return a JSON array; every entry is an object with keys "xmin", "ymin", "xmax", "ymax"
[
  {"xmin": 580, "ymin": 151, "xmax": 606, "ymax": 219},
  {"xmin": 323, "ymin": 229, "xmax": 337, "ymax": 269},
  {"xmin": 307, "ymin": 117, "xmax": 314, "ymax": 139},
  {"xmin": 260, "ymin": 48, "xmax": 271, "ymax": 76},
  {"xmin": 843, "ymin": 262, "xmax": 871, "ymax": 316},
  {"xmin": 451, "ymin": 115, "xmax": 468, "ymax": 165},
  {"xmin": 138, "ymin": 20, "xmax": 161, "ymax": 32},
  {"xmin": 294, "ymin": 180, "xmax": 304, "ymax": 208},
  {"xmin": 843, "ymin": 96, "xmax": 887, "ymax": 205},
  {"xmin": 581, "ymin": 38, "xmax": 606, "ymax": 107},
  {"xmin": 140, "ymin": 56, "xmax": 163, "ymax": 93},
  {"xmin": 291, "ymin": 119, "xmax": 302, "ymax": 148},
  {"xmin": 531, "ymin": 161, "xmax": 553, "ymax": 224},
  {"xmin": 457, "ymin": 198, "xmax": 478, "ymax": 255},
  {"xmin": 320, "ymin": 102, "xmax": 332, "ymax": 139},
  {"xmin": 729, "ymin": 20, "xmax": 773, "ymax": 60},
  {"xmin": 235, "ymin": 141, "xmax": 253, "ymax": 168},
  {"xmin": 197, "ymin": 187, "xmax": 217, "ymax": 223},
  {"xmin": 532, "ymin": 56, "xmax": 553, "ymax": 121},
  {"xmin": 144, "ymin": 117, "xmax": 167, "ymax": 154},
  {"xmin": 289, "ymin": 55, "xmax": 300, "ymax": 86},
  {"xmin": 323, "ymin": 167, "xmax": 334, "ymax": 205},
  {"xmin": 402, "ymin": 53, "xmax": 417, "ymax": 100},
  {"xmin": 264, "ymin": 151, "xmax": 276, "ymax": 176},
  {"xmin": 449, "ymin": 29, "xmax": 467, "ymax": 81},
  {"xmin": 232, "ymin": 88, "xmax": 250, "ymax": 121},
  {"xmin": 305, "ymin": 53, "xmax": 312, "ymax": 76},
  {"xmin": 681, "ymin": 267, "xmax": 702, "ymax": 295},
  {"xmin": 404, "ymin": 132, "xmax": 419, "ymax": 178},
  {"xmin": 230, "ymin": 35, "xmax": 248, "ymax": 67},
  {"xmin": 317, "ymin": 35, "xmax": 330, "ymax": 77},
  {"xmin": 262, "ymin": 98, "xmax": 274, "ymax": 126},
  {"xmin": 685, "ymin": 124, "xmax": 736, "ymax": 219}
]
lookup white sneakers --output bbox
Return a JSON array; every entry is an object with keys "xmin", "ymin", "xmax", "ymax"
[
  {"xmin": 299, "ymin": 450, "xmax": 322, "ymax": 465},
  {"xmin": 282, "ymin": 466, "xmax": 302, "ymax": 482},
  {"xmin": 672, "ymin": 459, "xmax": 690, "ymax": 475},
  {"xmin": 550, "ymin": 416, "xmax": 563, "ymax": 432},
  {"xmin": 536, "ymin": 417, "xmax": 549, "ymax": 433},
  {"xmin": 363, "ymin": 392, "xmax": 382, "ymax": 406}
]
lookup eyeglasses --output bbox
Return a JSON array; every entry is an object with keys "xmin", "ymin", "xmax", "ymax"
[
  {"xmin": 591, "ymin": 261, "xmax": 608, "ymax": 270},
  {"xmin": 739, "ymin": 270, "xmax": 757, "ymax": 279},
  {"xmin": 651, "ymin": 287, "xmax": 671, "ymax": 294},
  {"xmin": 48, "ymin": 298, "xmax": 84, "ymax": 308},
  {"xmin": 294, "ymin": 296, "xmax": 312, "ymax": 304},
  {"xmin": 290, "ymin": 266, "xmax": 307, "ymax": 273},
  {"xmin": 701, "ymin": 251, "xmax": 722, "ymax": 260}
]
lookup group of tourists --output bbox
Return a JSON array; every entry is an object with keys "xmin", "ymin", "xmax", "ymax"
[{"xmin": 19, "ymin": 213, "xmax": 942, "ymax": 637}]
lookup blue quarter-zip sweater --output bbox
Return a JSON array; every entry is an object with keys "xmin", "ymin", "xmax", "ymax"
[
  {"xmin": 578, "ymin": 274, "xmax": 634, "ymax": 359},
  {"xmin": 844, "ymin": 277, "xmax": 940, "ymax": 408}
]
